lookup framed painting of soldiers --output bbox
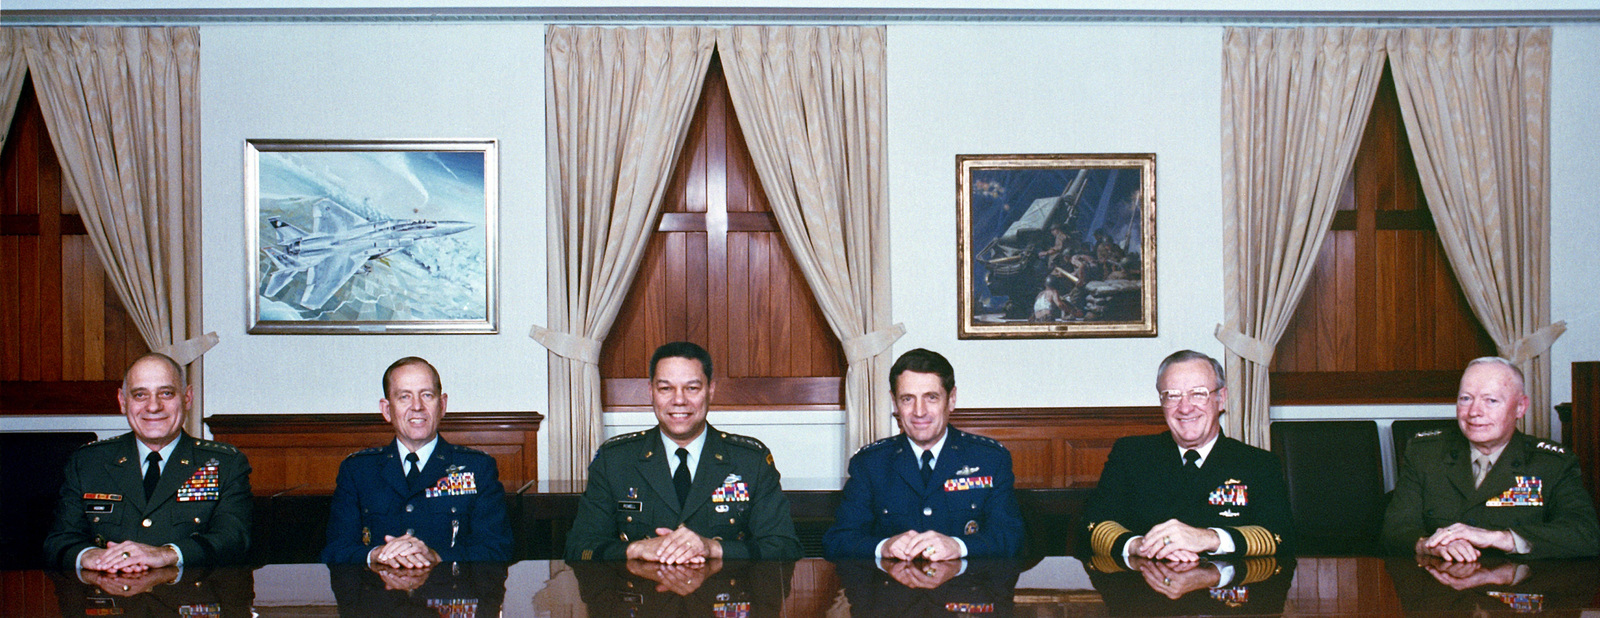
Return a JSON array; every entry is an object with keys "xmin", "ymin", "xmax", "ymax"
[
  {"xmin": 957, "ymin": 153, "xmax": 1156, "ymax": 339},
  {"xmin": 245, "ymin": 139, "xmax": 499, "ymax": 334}
]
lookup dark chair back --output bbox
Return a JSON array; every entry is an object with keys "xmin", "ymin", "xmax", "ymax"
[
  {"xmin": 1270, "ymin": 420, "xmax": 1385, "ymax": 555},
  {"xmin": 0, "ymin": 431, "xmax": 99, "ymax": 569},
  {"xmin": 1391, "ymin": 418, "xmax": 1460, "ymax": 467}
]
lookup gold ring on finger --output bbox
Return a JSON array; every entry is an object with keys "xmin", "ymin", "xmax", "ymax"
[
  {"xmin": 122, "ymin": 551, "xmax": 131, "ymax": 558},
  {"xmin": 1163, "ymin": 536, "xmax": 1171, "ymax": 546}
]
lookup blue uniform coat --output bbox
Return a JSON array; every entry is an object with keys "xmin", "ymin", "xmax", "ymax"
[
  {"xmin": 823, "ymin": 427, "xmax": 1025, "ymax": 559},
  {"xmin": 321, "ymin": 437, "xmax": 511, "ymax": 563}
]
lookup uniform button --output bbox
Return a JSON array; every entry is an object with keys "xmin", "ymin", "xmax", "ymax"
[
  {"xmin": 620, "ymin": 533, "xmax": 629, "ymax": 541},
  {"xmin": 405, "ymin": 504, "xmax": 414, "ymax": 513},
  {"xmin": 450, "ymin": 507, "xmax": 457, "ymax": 513},
  {"xmin": 406, "ymin": 529, "xmax": 414, "ymax": 536},
  {"xmin": 923, "ymin": 507, "xmax": 932, "ymax": 516},
  {"xmin": 627, "ymin": 516, "xmax": 633, "ymax": 522},
  {"xmin": 194, "ymin": 517, "xmax": 201, "ymax": 523},
  {"xmin": 142, "ymin": 519, "xmax": 153, "ymax": 528},
  {"xmin": 93, "ymin": 517, "xmax": 100, "ymax": 523}
]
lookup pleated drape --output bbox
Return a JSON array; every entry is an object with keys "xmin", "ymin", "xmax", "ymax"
[
  {"xmin": 1388, "ymin": 27, "xmax": 1560, "ymax": 437},
  {"xmin": 1217, "ymin": 27, "xmax": 1388, "ymax": 447},
  {"xmin": 535, "ymin": 26, "xmax": 716, "ymax": 481},
  {"xmin": 717, "ymin": 25, "xmax": 903, "ymax": 452}
]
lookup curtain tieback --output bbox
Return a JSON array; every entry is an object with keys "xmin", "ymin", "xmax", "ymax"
[
  {"xmin": 1507, "ymin": 321, "xmax": 1567, "ymax": 364},
  {"xmin": 529, "ymin": 325, "xmax": 603, "ymax": 365},
  {"xmin": 156, "ymin": 332, "xmax": 219, "ymax": 366},
  {"xmin": 841, "ymin": 323, "xmax": 907, "ymax": 363},
  {"xmin": 1214, "ymin": 324, "xmax": 1274, "ymax": 366}
]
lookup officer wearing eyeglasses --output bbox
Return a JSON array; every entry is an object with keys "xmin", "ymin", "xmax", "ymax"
[{"xmin": 1084, "ymin": 350, "xmax": 1294, "ymax": 565}]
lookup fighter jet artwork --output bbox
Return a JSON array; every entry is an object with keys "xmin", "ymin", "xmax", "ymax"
[{"xmin": 261, "ymin": 198, "xmax": 474, "ymax": 309}]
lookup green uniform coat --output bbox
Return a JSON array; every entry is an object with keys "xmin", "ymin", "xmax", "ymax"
[
  {"xmin": 564, "ymin": 425, "xmax": 801, "ymax": 562},
  {"xmin": 1382, "ymin": 429, "xmax": 1599, "ymax": 559},
  {"xmin": 44, "ymin": 432, "xmax": 253, "ymax": 569}
]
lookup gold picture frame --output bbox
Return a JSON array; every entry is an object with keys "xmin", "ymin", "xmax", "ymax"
[
  {"xmin": 245, "ymin": 139, "xmax": 498, "ymax": 334},
  {"xmin": 957, "ymin": 153, "xmax": 1156, "ymax": 339}
]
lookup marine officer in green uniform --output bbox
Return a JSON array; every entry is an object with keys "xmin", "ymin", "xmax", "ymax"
[
  {"xmin": 564, "ymin": 341, "xmax": 802, "ymax": 563},
  {"xmin": 44, "ymin": 353, "xmax": 253, "ymax": 571},
  {"xmin": 1383, "ymin": 357, "xmax": 1600, "ymax": 560}
]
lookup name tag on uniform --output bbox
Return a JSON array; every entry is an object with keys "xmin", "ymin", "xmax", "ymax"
[
  {"xmin": 944, "ymin": 476, "xmax": 993, "ymax": 492},
  {"xmin": 177, "ymin": 459, "xmax": 222, "ymax": 502},
  {"xmin": 618, "ymin": 500, "xmax": 643, "ymax": 512},
  {"xmin": 1487, "ymin": 476, "xmax": 1543, "ymax": 507},
  {"xmin": 1210, "ymin": 480, "xmax": 1249, "ymax": 506},
  {"xmin": 426, "ymin": 471, "xmax": 477, "ymax": 498},
  {"xmin": 86, "ymin": 503, "xmax": 114, "ymax": 514}
]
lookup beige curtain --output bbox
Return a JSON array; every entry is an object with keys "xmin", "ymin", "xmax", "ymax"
[
  {"xmin": 0, "ymin": 29, "xmax": 29, "ymax": 150},
  {"xmin": 718, "ymin": 26, "xmax": 903, "ymax": 452},
  {"xmin": 1388, "ymin": 27, "xmax": 1561, "ymax": 438},
  {"xmin": 18, "ymin": 27, "xmax": 216, "ymax": 435},
  {"xmin": 534, "ymin": 26, "xmax": 716, "ymax": 481},
  {"xmin": 1217, "ymin": 28, "xmax": 1388, "ymax": 448}
]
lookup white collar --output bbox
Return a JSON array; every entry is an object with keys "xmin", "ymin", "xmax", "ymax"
[
  {"xmin": 908, "ymin": 428, "xmax": 950, "ymax": 466},
  {"xmin": 662, "ymin": 427, "xmax": 708, "ymax": 480},
  {"xmin": 135, "ymin": 435, "xmax": 181, "ymax": 472},
  {"xmin": 1177, "ymin": 434, "xmax": 1220, "ymax": 467},
  {"xmin": 397, "ymin": 436, "xmax": 440, "ymax": 470}
]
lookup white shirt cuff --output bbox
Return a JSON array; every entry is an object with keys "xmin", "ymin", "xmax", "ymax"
[
  {"xmin": 1210, "ymin": 528, "xmax": 1235, "ymax": 554},
  {"xmin": 953, "ymin": 537, "xmax": 969, "ymax": 558}
]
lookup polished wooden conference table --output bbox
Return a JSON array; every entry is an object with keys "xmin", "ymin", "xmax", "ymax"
[{"xmin": 6, "ymin": 554, "xmax": 1599, "ymax": 617}]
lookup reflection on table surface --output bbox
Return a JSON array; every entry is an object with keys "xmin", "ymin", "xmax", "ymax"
[{"xmin": 11, "ymin": 555, "xmax": 1600, "ymax": 617}]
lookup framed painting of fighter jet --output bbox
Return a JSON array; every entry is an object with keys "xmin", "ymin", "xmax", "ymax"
[
  {"xmin": 245, "ymin": 139, "xmax": 498, "ymax": 334},
  {"xmin": 957, "ymin": 153, "xmax": 1156, "ymax": 339}
]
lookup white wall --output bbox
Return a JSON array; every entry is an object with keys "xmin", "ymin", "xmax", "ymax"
[
  {"xmin": 888, "ymin": 24, "xmax": 1225, "ymax": 408},
  {"xmin": 32, "ymin": 19, "xmax": 1589, "ymax": 483},
  {"xmin": 199, "ymin": 25, "xmax": 550, "ymax": 475}
]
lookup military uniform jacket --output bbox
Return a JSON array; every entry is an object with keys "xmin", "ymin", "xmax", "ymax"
[
  {"xmin": 823, "ymin": 427, "xmax": 1025, "ymax": 559},
  {"xmin": 564, "ymin": 425, "xmax": 802, "ymax": 562},
  {"xmin": 1381, "ymin": 429, "xmax": 1600, "ymax": 559},
  {"xmin": 44, "ymin": 432, "xmax": 253, "ymax": 570},
  {"xmin": 321, "ymin": 437, "xmax": 512, "ymax": 563},
  {"xmin": 1084, "ymin": 432, "xmax": 1293, "ymax": 557}
]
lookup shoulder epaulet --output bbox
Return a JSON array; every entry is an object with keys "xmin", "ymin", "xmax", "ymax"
[
  {"xmin": 956, "ymin": 430, "xmax": 1009, "ymax": 452},
  {"xmin": 854, "ymin": 435, "xmax": 899, "ymax": 456},
  {"xmin": 345, "ymin": 445, "xmax": 387, "ymax": 459},
  {"xmin": 599, "ymin": 430, "xmax": 650, "ymax": 449},
  {"xmin": 79, "ymin": 434, "xmax": 125, "ymax": 450},
  {"xmin": 192, "ymin": 439, "xmax": 240, "ymax": 454},
  {"xmin": 719, "ymin": 431, "xmax": 770, "ymax": 452},
  {"xmin": 1412, "ymin": 429, "xmax": 1445, "ymax": 440},
  {"xmin": 1534, "ymin": 440, "xmax": 1568, "ymax": 455}
]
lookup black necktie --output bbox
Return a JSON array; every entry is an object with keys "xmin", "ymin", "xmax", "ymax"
[
  {"xmin": 405, "ymin": 453, "xmax": 421, "ymax": 489},
  {"xmin": 143, "ymin": 452, "xmax": 162, "ymax": 500},
  {"xmin": 921, "ymin": 450, "xmax": 935, "ymax": 485},
  {"xmin": 1183, "ymin": 449, "xmax": 1201, "ymax": 475},
  {"xmin": 674, "ymin": 448, "xmax": 692, "ymax": 508}
]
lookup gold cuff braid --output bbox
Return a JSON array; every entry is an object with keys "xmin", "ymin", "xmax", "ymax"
[
  {"xmin": 1233, "ymin": 525, "xmax": 1279, "ymax": 556},
  {"xmin": 1238, "ymin": 556, "xmax": 1282, "ymax": 584},
  {"xmin": 1089, "ymin": 521, "xmax": 1132, "ymax": 555}
]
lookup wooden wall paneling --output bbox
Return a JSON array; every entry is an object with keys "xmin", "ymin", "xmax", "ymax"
[
  {"xmin": 2, "ymin": 236, "xmax": 19, "ymax": 377},
  {"xmin": 953, "ymin": 407, "xmax": 1166, "ymax": 489},
  {"xmin": 60, "ymin": 237, "xmax": 83, "ymax": 380},
  {"xmin": 19, "ymin": 235, "xmax": 40, "ymax": 380},
  {"xmin": 1572, "ymin": 362, "xmax": 1600, "ymax": 519},
  {"xmin": 727, "ymin": 231, "xmax": 750, "ymax": 377},
  {"xmin": 687, "ymin": 231, "xmax": 710, "ymax": 345},
  {"xmin": 1334, "ymin": 230, "xmax": 1356, "ymax": 371},
  {"xmin": 206, "ymin": 412, "xmax": 543, "ymax": 495}
]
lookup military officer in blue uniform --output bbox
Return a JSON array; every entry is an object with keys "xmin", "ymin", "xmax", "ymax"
[
  {"xmin": 45, "ymin": 353, "xmax": 253, "ymax": 572},
  {"xmin": 823, "ymin": 348, "xmax": 1024, "ymax": 560},
  {"xmin": 564, "ymin": 342, "xmax": 802, "ymax": 563},
  {"xmin": 1085, "ymin": 350, "xmax": 1293, "ymax": 562},
  {"xmin": 1382, "ymin": 357, "xmax": 1599, "ymax": 560},
  {"xmin": 322, "ymin": 357, "xmax": 512, "ymax": 565}
]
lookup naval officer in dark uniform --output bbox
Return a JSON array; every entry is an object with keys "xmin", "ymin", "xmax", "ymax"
[
  {"xmin": 564, "ymin": 341, "xmax": 802, "ymax": 563},
  {"xmin": 1382, "ymin": 357, "xmax": 1599, "ymax": 560},
  {"xmin": 44, "ymin": 353, "xmax": 253, "ymax": 572},
  {"xmin": 321, "ymin": 357, "xmax": 511, "ymax": 565},
  {"xmin": 1085, "ymin": 350, "xmax": 1293, "ymax": 562},
  {"xmin": 823, "ymin": 348, "xmax": 1024, "ymax": 560}
]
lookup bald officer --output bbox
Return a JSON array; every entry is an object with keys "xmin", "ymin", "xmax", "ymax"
[{"xmin": 44, "ymin": 353, "xmax": 253, "ymax": 571}]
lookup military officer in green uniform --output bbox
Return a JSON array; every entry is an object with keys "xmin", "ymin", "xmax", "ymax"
[
  {"xmin": 44, "ymin": 353, "xmax": 253, "ymax": 571},
  {"xmin": 1383, "ymin": 357, "xmax": 1600, "ymax": 560},
  {"xmin": 564, "ymin": 341, "xmax": 802, "ymax": 563}
]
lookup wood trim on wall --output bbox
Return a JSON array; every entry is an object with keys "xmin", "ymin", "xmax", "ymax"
[
  {"xmin": 953, "ymin": 406, "xmax": 1166, "ymax": 488},
  {"xmin": 1269, "ymin": 370, "xmax": 1461, "ymax": 404},
  {"xmin": 602, "ymin": 376, "xmax": 843, "ymax": 410},
  {"xmin": 207, "ymin": 411, "xmax": 543, "ymax": 495},
  {"xmin": 0, "ymin": 380, "xmax": 122, "ymax": 415}
]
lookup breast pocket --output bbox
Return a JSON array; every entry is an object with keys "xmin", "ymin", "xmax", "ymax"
[{"xmin": 85, "ymin": 499, "xmax": 122, "ymax": 532}]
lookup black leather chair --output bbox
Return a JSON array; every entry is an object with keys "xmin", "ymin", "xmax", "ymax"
[
  {"xmin": 1270, "ymin": 420, "xmax": 1386, "ymax": 555},
  {"xmin": 1390, "ymin": 418, "xmax": 1460, "ymax": 467},
  {"xmin": 0, "ymin": 431, "xmax": 99, "ymax": 569}
]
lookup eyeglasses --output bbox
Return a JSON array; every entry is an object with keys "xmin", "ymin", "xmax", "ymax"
[{"xmin": 1160, "ymin": 387, "xmax": 1214, "ymax": 408}]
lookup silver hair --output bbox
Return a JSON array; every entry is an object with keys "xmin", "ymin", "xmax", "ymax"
[
  {"xmin": 1156, "ymin": 349, "xmax": 1225, "ymax": 390},
  {"xmin": 1465, "ymin": 356, "xmax": 1525, "ymax": 394}
]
